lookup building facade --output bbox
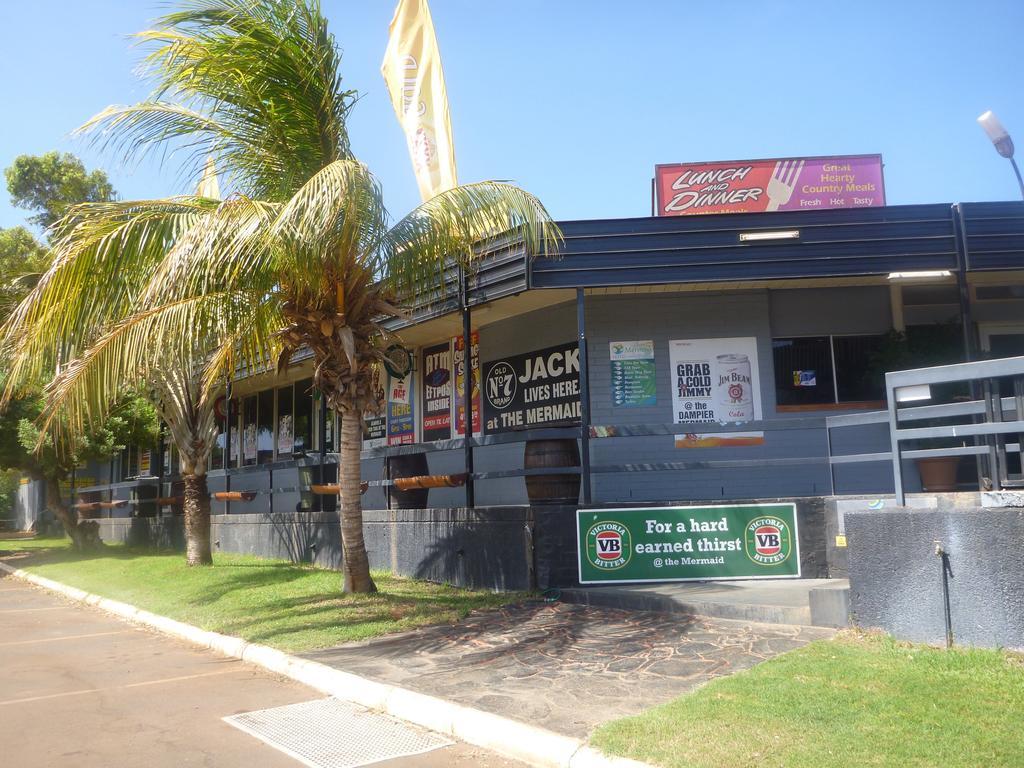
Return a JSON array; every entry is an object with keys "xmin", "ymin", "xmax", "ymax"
[{"xmin": 52, "ymin": 200, "xmax": 1024, "ymax": 586}]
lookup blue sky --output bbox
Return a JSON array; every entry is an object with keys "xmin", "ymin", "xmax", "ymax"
[{"xmin": 1, "ymin": 0, "xmax": 1022, "ymax": 232}]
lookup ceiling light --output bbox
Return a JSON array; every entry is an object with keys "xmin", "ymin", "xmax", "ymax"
[
  {"xmin": 738, "ymin": 230, "xmax": 800, "ymax": 242},
  {"xmin": 887, "ymin": 271, "xmax": 952, "ymax": 280}
]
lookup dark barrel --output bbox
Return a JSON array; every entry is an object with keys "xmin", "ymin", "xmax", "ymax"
[
  {"xmin": 524, "ymin": 439, "xmax": 581, "ymax": 505},
  {"xmin": 387, "ymin": 452, "xmax": 430, "ymax": 509}
]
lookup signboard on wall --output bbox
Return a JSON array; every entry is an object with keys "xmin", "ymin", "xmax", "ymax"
[
  {"xmin": 669, "ymin": 337, "xmax": 764, "ymax": 448},
  {"xmin": 577, "ymin": 504, "xmax": 800, "ymax": 584},
  {"xmin": 610, "ymin": 340, "xmax": 657, "ymax": 407},
  {"xmin": 453, "ymin": 332, "xmax": 481, "ymax": 437},
  {"xmin": 278, "ymin": 415, "xmax": 294, "ymax": 455},
  {"xmin": 362, "ymin": 365, "xmax": 387, "ymax": 449},
  {"xmin": 654, "ymin": 154, "xmax": 884, "ymax": 216},
  {"xmin": 422, "ymin": 342, "xmax": 452, "ymax": 442},
  {"xmin": 483, "ymin": 342, "xmax": 581, "ymax": 433},
  {"xmin": 387, "ymin": 373, "xmax": 416, "ymax": 445}
]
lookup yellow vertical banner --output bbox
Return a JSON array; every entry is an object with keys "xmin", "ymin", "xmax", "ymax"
[{"xmin": 381, "ymin": 0, "xmax": 458, "ymax": 201}]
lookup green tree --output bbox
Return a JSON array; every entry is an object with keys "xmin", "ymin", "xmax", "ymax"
[
  {"xmin": 0, "ymin": 226, "xmax": 48, "ymax": 317},
  {"xmin": 2, "ymin": 0, "xmax": 559, "ymax": 587},
  {"xmin": 5, "ymin": 152, "xmax": 115, "ymax": 230},
  {"xmin": 0, "ymin": 154, "xmax": 159, "ymax": 545}
]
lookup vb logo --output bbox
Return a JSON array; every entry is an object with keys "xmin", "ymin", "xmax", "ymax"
[
  {"xmin": 585, "ymin": 521, "xmax": 631, "ymax": 570},
  {"xmin": 745, "ymin": 516, "xmax": 792, "ymax": 566}
]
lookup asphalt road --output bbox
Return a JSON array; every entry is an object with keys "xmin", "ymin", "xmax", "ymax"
[{"xmin": 0, "ymin": 571, "xmax": 524, "ymax": 768}]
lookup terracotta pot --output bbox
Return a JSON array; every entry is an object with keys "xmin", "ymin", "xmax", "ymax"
[{"xmin": 916, "ymin": 457, "xmax": 960, "ymax": 492}]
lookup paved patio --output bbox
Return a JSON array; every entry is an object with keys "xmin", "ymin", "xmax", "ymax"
[{"xmin": 305, "ymin": 601, "xmax": 834, "ymax": 738}]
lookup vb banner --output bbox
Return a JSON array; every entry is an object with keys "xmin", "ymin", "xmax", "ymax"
[{"xmin": 577, "ymin": 504, "xmax": 800, "ymax": 584}]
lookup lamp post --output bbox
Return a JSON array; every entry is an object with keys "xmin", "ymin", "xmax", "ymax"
[{"xmin": 977, "ymin": 110, "xmax": 1024, "ymax": 200}]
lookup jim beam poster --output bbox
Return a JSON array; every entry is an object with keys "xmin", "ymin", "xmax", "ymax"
[
  {"xmin": 669, "ymin": 337, "xmax": 764, "ymax": 448},
  {"xmin": 421, "ymin": 342, "xmax": 452, "ymax": 442},
  {"xmin": 483, "ymin": 342, "xmax": 581, "ymax": 433}
]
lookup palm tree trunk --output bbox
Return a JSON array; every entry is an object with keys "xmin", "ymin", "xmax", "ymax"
[
  {"xmin": 182, "ymin": 473, "xmax": 213, "ymax": 566},
  {"xmin": 339, "ymin": 412, "xmax": 376, "ymax": 593},
  {"xmin": 45, "ymin": 476, "xmax": 82, "ymax": 548}
]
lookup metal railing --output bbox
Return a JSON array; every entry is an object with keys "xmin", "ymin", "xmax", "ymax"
[{"xmin": 827, "ymin": 355, "xmax": 1024, "ymax": 505}]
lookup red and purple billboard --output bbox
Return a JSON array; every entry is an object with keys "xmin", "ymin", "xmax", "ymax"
[{"xmin": 654, "ymin": 154, "xmax": 885, "ymax": 216}]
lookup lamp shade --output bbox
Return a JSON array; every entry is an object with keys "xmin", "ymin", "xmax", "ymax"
[{"xmin": 978, "ymin": 110, "xmax": 1015, "ymax": 158}]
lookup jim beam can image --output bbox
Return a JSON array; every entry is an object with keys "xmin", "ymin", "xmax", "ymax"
[{"xmin": 716, "ymin": 353, "xmax": 754, "ymax": 423}]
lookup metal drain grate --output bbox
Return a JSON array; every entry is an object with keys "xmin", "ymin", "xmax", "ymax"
[{"xmin": 224, "ymin": 697, "xmax": 453, "ymax": 768}]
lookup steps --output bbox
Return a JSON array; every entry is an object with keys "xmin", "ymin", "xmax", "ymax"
[{"xmin": 559, "ymin": 578, "xmax": 850, "ymax": 628}]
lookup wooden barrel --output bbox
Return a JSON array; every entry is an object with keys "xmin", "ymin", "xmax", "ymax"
[
  {"xmin": 387, "ymin": 452, "xmax": 430, "ymax": 509},
  {"xmin": 524, "ymin": 439, "xmax": 581, "ymax": 506}
]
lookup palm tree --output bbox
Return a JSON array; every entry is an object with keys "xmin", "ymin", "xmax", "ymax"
[
  {"xmin": 3, "ymin": 0, "xmax": 559, "ymax": 589},
  {"xmin": 2, "ymin": 193, "xmax": 229, "ymax": 564}
]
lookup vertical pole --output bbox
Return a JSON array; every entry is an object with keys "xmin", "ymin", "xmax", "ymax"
[
  {"xmin": 1010, "ymin": 157, "xmax": 1024, "ymax": 201},
  {"xmin": 886, "ymin": 373, "xmax": 906, "ymax": 506},
  {"xmin": 576, "ymin": 288, "xmax": 593, "ymax": 505},
  {"xmin": 460, "ymin": 267, "xmax": 475, "ymax": 508},
  {"xmin": 224, "ymin": 381, "xmax": 232, "ymax": 496},
  {"xmin": 825, "ymin": 421, "xmax": 836, "ymax": 496},
  {"xmin": 953, "ymin": 204, "xmax": 987, "ymax": 488},
  {"xmin": 952, "ymin": 205, "xmax": 977, "ymax": 362},
  {"xmin": 318, "ymin": 387, "xmax": 328, "ymax": 513}
]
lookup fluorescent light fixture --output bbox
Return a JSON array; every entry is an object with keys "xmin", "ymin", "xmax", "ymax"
[
  {"xmin": 895, "ymin": 384, "xmax": 932, "ymax": 403},
  {"xmin": 738, "ymin": 230, "xmax": 800, "ymax": 242},
  {"xmin": 887, "ymin": 270, "xmax": 952, "ymax": 280}
]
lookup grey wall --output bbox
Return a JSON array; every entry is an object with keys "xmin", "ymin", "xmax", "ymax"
[
  {"xmin": 98, "ymin": 507, "xmax": 537, "ymax": 592},
  {"xmin": 846, "ymin": 506, "xmax": 1024, "ymax": 649},
  {"xmin": 95, "ymin": 493, "xmax": 834, "ymax": 592},
  {"xmin": 580, "ymin": 286, "xmax": 904, "ymax": 502},
  {"xmin": 769, "ymin": 286, "xmax": 892, "ymax": 336}
]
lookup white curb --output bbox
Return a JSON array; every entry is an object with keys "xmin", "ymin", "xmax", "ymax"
[{"xmin": 0, "ymin": 560, "xmax": 655, "ymax": 768}]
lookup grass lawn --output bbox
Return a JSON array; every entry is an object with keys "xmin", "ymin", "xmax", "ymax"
[
  {"xmin": 0, "ymin": 537, "xmax": 521, "ymax": 653},
  {"xmin": 591, "ymin": 631, "xmax": 1024, "ymax": 768}
]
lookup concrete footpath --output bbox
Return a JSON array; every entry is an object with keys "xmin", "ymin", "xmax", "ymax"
[{"xmin": 0, "ymin": 572, "xmax": 522, "ymax": 768}]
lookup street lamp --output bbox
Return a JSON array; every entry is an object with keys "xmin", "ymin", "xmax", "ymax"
[{"xmin": 977, "ymin": 110, "xmax": 1024, "ymax": 199}]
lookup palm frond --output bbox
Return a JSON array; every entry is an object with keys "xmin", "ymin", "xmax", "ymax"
[
  {"xmin": 37, "ymin": 289, "xmax": 263, "ymax": 449},
  {"xmin": 384, "ymin": 181, "xmax": 562, "ymax": 300},
  {"xmin": 78, "ymin": 0, "xmax": 355, "ymax": 201},
  {"xmin": 1, "ymin": 198, "xmax": 216, "ymax": 398}
]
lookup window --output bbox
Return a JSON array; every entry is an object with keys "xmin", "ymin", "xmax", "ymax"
[
  {"xmin": 773, "ymin": 334, "xmax": 886, "ymax": 408},
  {"xmin": 242, "ymin": 395, "xmax": 258, "ymax": 466},
  {"xmin": 257, "ymin": 389, "xmax": 274, "ymax": 464},
  {"xmin": 294, "ymin": 378, "xmax": 313, "ymax": 453}
]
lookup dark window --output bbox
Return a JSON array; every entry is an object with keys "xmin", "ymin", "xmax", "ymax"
[
  {"xmin": 257, "ymin": 389, "xmax": 274, "ymax": 464},
  {"xmin": 772, "ymin": 337, "xmax": 834, "ymax": 406},
  {"xmin": 833, "ymin": 335, "xmax": 886, "ymax": 402},
  {"xmin": 294, "ymin": 378, "xmax": 313, "ymax": 454},
  {"xmin": 773, "ymin": 334, "xmax": 887, "ymax": 407}
]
